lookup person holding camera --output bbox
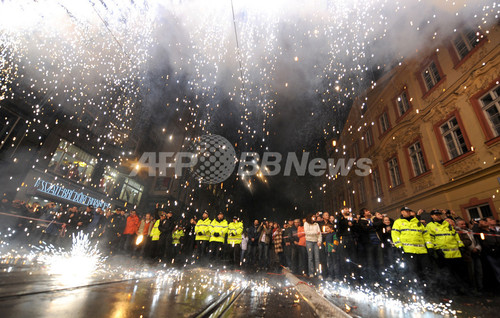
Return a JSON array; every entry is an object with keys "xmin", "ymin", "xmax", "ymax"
[
  {"xmin": 358, "ymin": 208, "xmax": 383, "ymax": 281},
  {"xmin": 257, "ymin": 219, "xmax": 272, "ymax": 270},
  {"xmin": 337, "ymin": 208, "xmax": 358, "ymax": 278},
  {"xmin": 210, "ymin": 212, "xmax": 228, "ymax": 262}
]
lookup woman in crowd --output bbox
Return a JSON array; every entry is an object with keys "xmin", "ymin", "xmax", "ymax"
[
  {"xmin": 240, "ymin": 229, "xmax": 249, "ymax": 266},
  {"xmin": 295, "ymin": 219, "xmax": 307, "ymax": 275},
  {"xmin": 272, "ymin": 222, "xmax": 285, "ymax": 270},
  {"xmin": 304, "ymin": 213, "xmax": 322, "ymax": 278},
  {"xmin": 379, "ymin": 215, "xmax": 394, "ymax": 267}
]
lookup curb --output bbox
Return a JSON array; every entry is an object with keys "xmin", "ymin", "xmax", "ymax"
[{"xmin": 283, "ymin": 269, "xmax": 350, "ymax": 318}]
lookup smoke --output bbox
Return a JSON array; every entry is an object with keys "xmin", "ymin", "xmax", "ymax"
[
  {"xmin": 0, "ymin": 0, "xmax": 498, "ymax": 211},
  {"xmin": 1, "ymin": 1, "xmax": 497, "ymax": 134}
]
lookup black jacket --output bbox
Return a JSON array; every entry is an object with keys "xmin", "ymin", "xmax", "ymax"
[
  {"xmin": 357, "ymin": 217, "xmax": 383, "ymax": 245},
  {"xmin": 159, "ymin": 217, "xmax": 175, "ymax": 239},
  {"xmin": 284, "ymin": 226, "xmax": 298, "ymax": 244},
  {"xmin": 247, "ymin": 225, "xmax": 259, "ymax": 246},
  {"xmin": 337, "ymin": 216, "xmax": 356, "ymax": 239}
]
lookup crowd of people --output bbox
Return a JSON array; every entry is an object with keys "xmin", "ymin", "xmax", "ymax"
[{"xmin": 1, "ymin": 197, "xmax": 500, "ymax": 296}]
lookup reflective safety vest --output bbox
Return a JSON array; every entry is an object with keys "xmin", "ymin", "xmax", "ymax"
[
  {"xmin": 426, "ymin": 221, "xmax": 464, "ymax": 258},
  {"xmin": 195, "ymin": 218, "xmax": 212, "ymax": 241},
  {"xmin": 172, "ymin": 229, "xmax": 185, "ymax": 245},
  {"xmin": 210, "ymin": 219, "xmax": 228, "ymax": 243},
  {"xmin": 227, "ymin": 221, "xmax": 243, "ymax": 245},
  {"xmin": 150, "ymin": 220, "xmax": 161, "ymax": 241},
  {"xmin": 392, "ymin": 217, "xmax": 433, "ymax": 254}
]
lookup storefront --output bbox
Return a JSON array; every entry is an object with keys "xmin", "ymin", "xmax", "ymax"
[
  {"xmin": 17, "ymin": 169, "xmax": 112, "ymax": 209},
  {"xmin": 47, "ymin": 139, "xmax": 98, "ymax": 186},
  {"xmin": 119, "ymin": 177, "xmax": 144, "ymax": 206}
]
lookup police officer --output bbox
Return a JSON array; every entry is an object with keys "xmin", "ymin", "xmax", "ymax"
[
  {"xmin": 195, "ymin": 211, "xmax": 211, "ymax": 261},
  {"xmin": 172, "ymin": 225, "xmax": 185, "ymax": 262},
  {"xmin": 392, "ymin": 206, "xmax": 433, "ymax": 285},
  {"xmin": 427, "ymin": 210, "xmax": 464, "ymax": 260},
  {"xmin": 227, "ymin": 216, "xmax": 243, "ymax": 266},
  {"xmin": 210, "ymin": 212, "xmax": 228, "ymax": 262},
  {"xmin": 427, "ymin": 209, "xmax": 465, "ymax": 293},
  {"xmin": 149, "ymin": 212, "xmax": 165, "ymax": 259}
]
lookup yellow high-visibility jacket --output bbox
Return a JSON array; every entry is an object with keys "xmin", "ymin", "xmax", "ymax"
[
  {"xmin": 172, "ymin": 229, "xmax": 185, "ymax": 245},
  {"xmin": 392, "ymin": 217, "xmax": 433, "ymax": 254},
  {"xmin": 227, "ymin": 221, "xmax": 243, "ymax": 245},
  {"xmin": 195, "ymin": 218, "xmax": 212, "ymax": 241},
  {"xmin": 150, "ymin": 220, "xmax": 161, "ymax": 241},
  {"xmin": 210, "ymin": 219, "xmax": 228, "ymax": 243},
  {"xmin": 426, "ymin": 221, "xmax": 464, "ymax": 258}
]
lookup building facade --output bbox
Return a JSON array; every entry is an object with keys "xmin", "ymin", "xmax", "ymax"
[{"xmin": 326, "ymin": 23, "xmax": 500, "ymax": 221}]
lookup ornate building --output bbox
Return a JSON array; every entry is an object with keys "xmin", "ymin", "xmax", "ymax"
[{"xmin": 326, "ymin": 23, "xmax": 500, "ymax": 221}]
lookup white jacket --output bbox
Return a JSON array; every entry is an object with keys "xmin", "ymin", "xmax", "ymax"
[
  {"xmin": 304, "ymin": 222, "xmax": 322, "ymax": 244},
  {"xmin": 241, "ymin": 234, "xmax": 249, "ymax": 250}
]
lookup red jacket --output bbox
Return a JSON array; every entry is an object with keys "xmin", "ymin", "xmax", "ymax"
[{"xmin": 123, "ymin": 214, "xmax": 140, "ymax": 235}]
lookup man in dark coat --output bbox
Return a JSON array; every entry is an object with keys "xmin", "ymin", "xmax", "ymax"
[
  {"xmin": 159, "ymin": 211, "xmax": 175, "ymax": 261},
  {"xmin": 283, "ymin": 220, "xmax": 298, "ymax": 273},
  {"xmin": 247, "ymin": 219, "xmax": 260, "ymax": 266}
]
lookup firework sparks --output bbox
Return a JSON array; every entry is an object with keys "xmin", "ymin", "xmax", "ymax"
[
  {"xmin": 32, "ymin": 232, "xmax": 106, "ymax": 285},
  {"xmin": 0, "ymin": 0, "xmax": 498, "ymax": 222},
  {"xmin": 319, "ymin": 280, "xmax": 457, "ymax": 316}
]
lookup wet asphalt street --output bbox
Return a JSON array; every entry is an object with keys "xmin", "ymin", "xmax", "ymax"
[
  {"xmin": 1, "ymin": 252, "xmax": 499, "ymax": 318},
  {"xmin": 0, "ymin": 262, "xmax": 317, "ymax": 318}
]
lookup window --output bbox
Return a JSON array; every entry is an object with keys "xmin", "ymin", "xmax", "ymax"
[
  {"xmin": 348, "ymin": 187, "xmax": 355, "ymax": 208},
  {"xmin": 453, "ymin": 29, "xmax": 480, "ymax": 60},
  {"xmin": 440, "ymin": 117, "xmax": 468, "ymax": 160},
  {"xmin": 466, "ymin": 203, "xmax": 493, "ymax": 220},
  {"xmin": 99, "ymin": 166, "xmax": 119, "ymax": 195},
  {"xmin": 372, "ymin": 169, "xmax": 383, "ymax": 197},
  {"xmin": 154, "ymin": 177, "xmax": 172, "ymax": 191},
  {"xmin": 364, "ymin": 128, "xmax": 373, "ymax": 149},
  {"xmin": 352, "ymin": 142, "xmax": 359, "ymax": 159},
  {"xmin": 339, "ymin": 193, "xmax": 345, "ymax": 209},
  {"xmin": 479, "ymin": 84, "xmax": 500, "ymax": 137},
  {"xmin": 48, "ymin": 140, "xmax": 97, "ymax": 184},
  {"xmin": 396, "ymin": 91, "xmax": 411, "ymax": 116},
  {"xmin": 358, "ymin": 180, "xmax": 366, "ymax": 204},
  {"xmin": 379, "ymin": 112, "xmax": 390, "ymax": 133},
  {"xmin": 387, "ymin": 157, "xmax": 402, "ymax": 187},
  {"xmin": 422, "ymin": 61, "xmax": 441, "ymax": 91},
  {"xmin": 408, "ymin": 141, "xmax": 427, "ymax": 176},
  {"xmin": 119, "ymin": 178, "xmax": 144, "ymax": 205},
  {"xmin": 0, "ymin": 108, "xmax": 24, "ymax": 158}
]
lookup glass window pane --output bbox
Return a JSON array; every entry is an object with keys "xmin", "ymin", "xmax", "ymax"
[
  {"xmin": 467, "ymin": 207, "xmax": 480, "ymax": 219},
  {"xmin": 465, "ymin": 30, "xmax": 478, "ymax": 48},
  {"xmin": 431, "ymin": 62, "xmax": 441, "ymax": 83},
  {"xmin": 479, "ymin": 205, "xmax": 492, "ymax": 218},
  {"xmin": 440, "ymin": 122, "xmax": 450, "ymax": 133},
  {"xmin": 494, "ymin": 86, "xmax": 500, "ymax": 98},
  {"xmin": 481, "ymin": 93, "xmax": 494, "ymax": 105},
  {"xmin": 444, "ymin": 133, "xmax": 458, "ymax": 159},
  {"xmin": 454, "ymin": 37, "xmax": 468, "ymax": 59},
  {"xmin": 485, "ymin": 105, "xmax": 500, "ymax": 136}
]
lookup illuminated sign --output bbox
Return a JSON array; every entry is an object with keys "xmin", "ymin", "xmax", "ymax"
[{"xmin": 34, "ymin": 178, "xmax": 111, "ymax": 209}]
